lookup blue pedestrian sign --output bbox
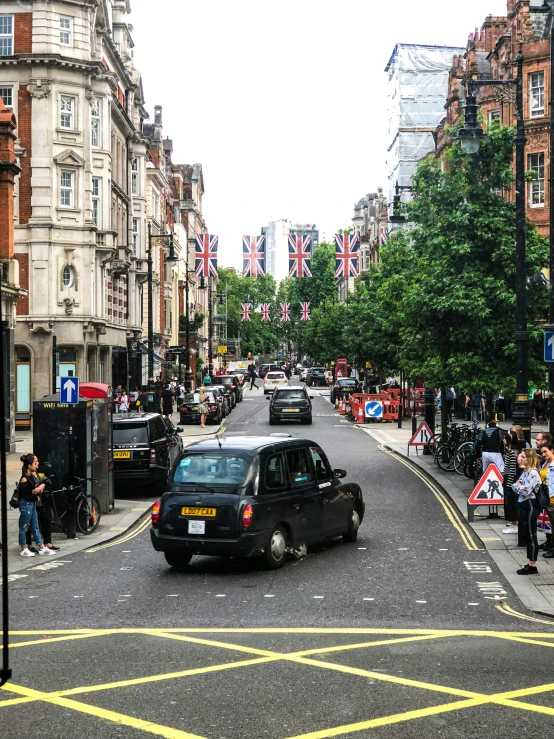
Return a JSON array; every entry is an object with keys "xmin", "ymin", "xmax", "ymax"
[
  {"xmin": 545, "ymin": 332, "xmax": 554, "ymax": 363},
  {"xmin": 365, "ymin": 400, "xmax": 383, "ymax": 419},
  {"xmin": 61, "ymin": 376, "xmax": 79, "ymax": 404}
]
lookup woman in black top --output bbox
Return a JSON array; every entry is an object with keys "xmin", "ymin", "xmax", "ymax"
[
  {"xmin": 18, "ymin": 454, "xmax": 56, "ymax": 558},
  {"xmin": 161, "ymin": 385, "xmax": 174, "ymax": 417},
  {"xmin": 502, "ymin": 431, "xmax": 520, "ymax": 534}
]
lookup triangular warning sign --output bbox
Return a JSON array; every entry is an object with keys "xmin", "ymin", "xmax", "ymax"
[
  {"xmin": 468, "ymin": 464, "xmax": 504, "ymax": 505},
  {"xmin": 408, "ymin": 421, "xmax": 434, "ymax": 447}
]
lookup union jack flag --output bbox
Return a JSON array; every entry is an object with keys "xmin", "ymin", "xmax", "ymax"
[
  {"xmin": 241, "ymin": 303, "xmax": 252, "ymax": 322},
  {"xmin": 195, "ymin": 234, "xmax": 218, "ymax": 278},
  {"xmin": 335, "ymin": 233, "xmax": 359, "ymax": 278},
  {"xmin": 288, "ymin": 235, "xmax": 312, "ymax": 278},
  {"xmin": 379, "ymin": 226, "xmax": 391, "ymax": 246},
  {"xmin": 280, "ymin": 302, "xmax": 290, "ymax": 322},
  {"xmin": 242, "ymin": 235, "xmax": 266, "ymax": 277},
  {"xmin": 300, "ymin": 302, "xmax": 310, "ymax": 321},
  {"xmin": 257, "ymin": 303, "xmax": 271, "ymax": 322},
  {"xmin": 538, "ymin": 508, "xmax": 552, "ymax": 533}
]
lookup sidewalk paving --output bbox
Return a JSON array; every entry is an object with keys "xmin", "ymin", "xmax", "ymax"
[
  {"xmin": 2, "ymin": 413, "xmax": 221, "ymax": 578},
  {"xmin": 357, "ymin": 417, "xmax": 554, "ymax": 617}
]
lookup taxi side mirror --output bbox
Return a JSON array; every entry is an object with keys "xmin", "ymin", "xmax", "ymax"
[
  {"xmin": 176, "ymin": 427, "xmax": 184, "ymax": 433},
  {"xmin": 309, "ymin": 396, "xmax": 314, "ymax": 399},
  {"xmin": 334, "ymin": 469, "xmax": 347, "ymax": 479},
  {"xmin": 266, "ymin": 396, "xmax": 271, "ymax": 401}
]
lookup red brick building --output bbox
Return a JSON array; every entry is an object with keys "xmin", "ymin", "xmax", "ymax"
[{"xmin": 435, "ymin": 0, "xmax": 553, "ymax": 238}]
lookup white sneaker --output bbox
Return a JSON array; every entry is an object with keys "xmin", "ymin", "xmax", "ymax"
[
  {"xmin": 502, "ymin": 526, "xmax": 516, "ymax": 534},
  {"xmin": 20, "ymin": 548, "xmax": 35, "ymax": 557},
  {"xmin": 38, "ymin": 547, "xmax": 56, "ymax": 556}
]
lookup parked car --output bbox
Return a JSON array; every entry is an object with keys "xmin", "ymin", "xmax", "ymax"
[
  {"xmin": 179, "ymin": 390, "xmax": 223, "ymax": 425},
  {"xmin": 218, "ymin": 375, "xmax": 244, "ymax": 403},
  {"xmin": 211, "ymin": 384, "xmax": 232, "ymax": 417},
  {"xmin": 213, "ymin": 382, "xmax": 236, "ymax": 410},
  {"xmin": 268, "ymin": 386, "xmax": 313, "ymax": 424},
  {"xmin": 294, "ymin": 363, "xmax": 304, "ymax": 376},
  {"xmin": 259, "ymin": 363, "xmax": 283, "ymax": 379},
  {"xmin": 150, "ymin": 435, "xmax": 365, "ymax": 569},
  {"xmin": 113, "ymin": 413, "xmax": 184, "ymax": 494},
  {"xmin": 229, "ymin": 369, "xmax": 246, "ymax": 386},
  {"xmin": 330, "ymin": 378, "xmax": 362, "ymax": 405},
  {"xmin": 264, "ymin": 371, "xmax": 289, "ymax": 394},
  {"xmin": 306, "ymin": 367, "xmax": 327, "ymax": 387}
]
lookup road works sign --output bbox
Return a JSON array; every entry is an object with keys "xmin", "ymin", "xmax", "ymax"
[
  {"xmin": 468, "ymin": 464, "xmax": 504, "ymax": 505},
  {"xmin": 365, "ymin": 400, "xmax": 383, "ymax": 418},
  {"xmin": 60, "ymin": 377, "xmax": 79, "ymax": 405},
  {"xmin": 408, "ymin": 421, "xmax": 433, "ymax": 447}
]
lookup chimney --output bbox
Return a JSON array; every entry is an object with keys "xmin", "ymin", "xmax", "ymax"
[{"xmin": 154, "ymin": 105, "xmax": 162, "ymax": 125}]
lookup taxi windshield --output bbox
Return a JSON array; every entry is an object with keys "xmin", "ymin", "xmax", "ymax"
[{"xmin": 173, "ymin": 454, "xmax": 251, "ymax": 489}]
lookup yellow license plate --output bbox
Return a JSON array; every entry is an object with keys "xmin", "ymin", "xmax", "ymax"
[
  {"xmin": 284, "ymin": 409, "xmax": 299, "ymax": 412},
  {"xmin": 193, "ymin": 406, "xmax": 198, "ymax": 411},
  {"xmin": 113, "ymin": 451, "xmax": 131, "ymax": 459},
  {"xmin": 181, "ymin": 507, "xmax": 216, "ymax": 517}
]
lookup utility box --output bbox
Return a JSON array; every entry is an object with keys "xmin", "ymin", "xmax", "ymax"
[
  {"xmin": 79, "ymin": 382, "xmax": 114, "ymax": 513},
  {"xmin": 32, "ymin": 394, "xmax": 93, "ymax": 495}
]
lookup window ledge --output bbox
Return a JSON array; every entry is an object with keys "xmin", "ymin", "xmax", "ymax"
[
  {"xmin": 56, "ymin": 128, "xmax": 82, "ymax": 135},
  {"xmin": 57, "ymin": 207, "xmax": 80, "ymax": 213}
]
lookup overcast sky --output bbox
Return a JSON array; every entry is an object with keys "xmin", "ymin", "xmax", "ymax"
[{"xmin": 131, "ymin": 0, "xmax": 508, "ymax": 270}]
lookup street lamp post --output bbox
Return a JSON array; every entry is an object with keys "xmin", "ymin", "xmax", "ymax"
[
  {"xmin": 458, "ymin": 50, "xmax": 532, "ymax": 441},
  {"xmin": 200, "ymin": 276, "xmax": 213, "ymax": 380},
  {"xmin": 146, "ymin": 222, "xmax": 177, "ymax": 394}
]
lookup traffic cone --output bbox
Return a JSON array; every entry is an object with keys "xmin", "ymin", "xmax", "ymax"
[
  {"xmin": 357, "ymin": 404, "xmax": 365, "ymax": 424},
  {"xmin": 340, "ymin": 398, "xmax": 346, "ymax": 415},
  {"xmin": 335, "ymin": 395, "xmax": 340, "ymax": 410}
]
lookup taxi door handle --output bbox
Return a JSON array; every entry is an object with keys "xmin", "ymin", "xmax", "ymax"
[{"xmin": 292, "ymin": 503, "xmax": 301, "ymax": 511}]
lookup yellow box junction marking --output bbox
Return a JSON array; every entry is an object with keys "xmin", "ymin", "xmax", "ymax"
[{"xmin": 3, "ymin": 627, "xmax": 554, "ymax": 738}]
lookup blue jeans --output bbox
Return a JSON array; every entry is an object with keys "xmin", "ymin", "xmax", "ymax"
[{"xmin": 18, "ymin": 499, "xmax": 43, "ymax": 547}]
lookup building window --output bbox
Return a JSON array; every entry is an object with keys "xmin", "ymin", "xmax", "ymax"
[
  {"xmin": 131, "ymin": 158, "xmax": 139, "ymax": 195},
  {"xmin": 60, "ymin": 96, "xmax": 75, "ymax": 129},
  {"xmin": 59, "ymin": 16, "xmax": 73, "ymax": 46},
  {"xmin": 90, "ymin": 99, "xmax": 101, "ymax": 147},
  {"xmin": 62, "ymin": 265, "xmax": 74, "ymax": 288},
  {"xmin": 530, "ymin": 72, "xmax": 545, "ymax": 118},
  {"xmin": 488, "ymin": 109, "xmax": 500, "ymax": 123},
  {"xmin": 60, "ymin": 170, "xmax": 74, "ymax": 207},
  {"xmin": 0, "ymin": 15, "xmax": 13, "ymax": 56},
  {"xmin": 92, "ymin": 177, "xmax": 101, "ymax": 226},
  {"xmin": 132, "ymin": 217, "xmax": 139, "ymax": 254},
  {"xmin": 528, "ymin": 153, "xmax": 545, "ymax": 206},
  {"xmin": 0, "ymin": 85, "xmax": 13, "ymax": 108}
]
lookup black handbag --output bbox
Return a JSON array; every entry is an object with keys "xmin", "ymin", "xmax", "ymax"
[
  {"xmin": 536, "ymin": 482, "xmax": 550, "ymax": 511},
  {"xmin": 9, "ymin": 484, "xmax": 19, "ymax": 509}
]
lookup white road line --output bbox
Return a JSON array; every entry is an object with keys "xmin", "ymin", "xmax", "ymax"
[
  {"xmin": 363, "ymin": 598, "xmax": 375, "ymax": 601},
  {"xmin": 264, "ymin": 594, "xmax": 275, "ymax": 598},
  {"xmin": 215, "ymin": 594, "xmax": 226, "ymax": 597},
  {"xmin": 313, "ymin": 596, "xmax": 324, "ymax": 599},
  {"xmin": 416, "ymin": 600, "xmax": 427, "ymax": 604}
]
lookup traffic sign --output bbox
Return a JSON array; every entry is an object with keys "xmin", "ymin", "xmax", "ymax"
[
  {"xmin": 468, "ymin": 464, "xmax": 504, "ymax": 505},
  {"xmin": 545, "ymin": 332, "xmax": 554, "ymax": 362},
  {"xmin": 365, "ymin": 400, "xmax": 383, "ymax": 418},
  {"xmin": 408, "ymin": 421, "xmax": 434, "ymax": 447},
  {"xmin": 61, "ymin": 376, "xmax": 79, "ymax": 405},
  {"xmin": 217, "ymin": 345, "xmax": 228, "ymax": 354}
]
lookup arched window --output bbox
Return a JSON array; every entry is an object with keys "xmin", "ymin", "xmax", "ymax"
[{"xmin": 62, "ymin": 265, "xmax": 74, "ymax": 287}]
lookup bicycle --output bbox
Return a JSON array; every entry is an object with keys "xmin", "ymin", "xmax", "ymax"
[{"xmin": 50, "ymin": 477, "xmax": 101, "ymax": 536}]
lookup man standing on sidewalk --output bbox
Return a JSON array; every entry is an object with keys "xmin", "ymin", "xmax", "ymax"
[
  {"xmin": 475, "ymin": 420, "xmax": 505, "ymax": 473},
  {"xmin": 465, "ymin": 390, "xmax": 484, "ymax": 426}
]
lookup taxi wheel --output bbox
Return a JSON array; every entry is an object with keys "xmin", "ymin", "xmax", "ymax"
[
  {"xmin": 264, "ymin": 526, "xmax": 287, "ymax": 569},
  {"xmin": 343, "ymin": 507, "xmax": 360, "ymax": 543},
  {"xmin": 164, "ymin": 552, "xmax": 193, "ymax": 569}
]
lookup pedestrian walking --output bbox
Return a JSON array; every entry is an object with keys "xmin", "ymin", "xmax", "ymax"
[
  {"xmin": 502, "ymin": 430, "xmax": 520, "ymax": 534},
  {"xmin": 198, "ymin": 386, "xmax": 209, "ymax": 428},
  {"xmin": 249, "ymin": 364, "xmax": 258, "ymax": 390},
  {"xmin": 539, "ymin": 442, "xmax": 554, "ymax": 559},
  {"xmin": 178, "ymin": 382, "xmax": 185, "ymax": 402},
  {"xmin": 118, "ymin": 390, "xmax": 130, "ymax": 413},
  {"xmin": 512, "ymin": 449, "xmax": 541, "ymax": 575},
  {"xmin": 533, "ymin": 388, "xmax": 544, "ymax": 424},
  {"xmin": 475, "ymin": 420, "xmax": 505, "ymax": 474},
  {"xmin": 129, "ymin": 387, "xmax": 139, "ymax": 410},
  {"xmin": 18, "ymin": 454, "xmax": 56, "ymax": 558},
  {"xmin": 465, "ymin": 390, "xmax": 484, "ymax": 426},
  {"xmin": 161, "ymin": 384, "xmax": 174, "ymax": 417},
  {"xmin": 445, "ymin": 387, "xmax": 455, "ymax": 422}
]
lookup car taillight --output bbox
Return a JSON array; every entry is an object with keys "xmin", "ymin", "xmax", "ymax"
[
  {"xmin": 150, "ymin": 448, "xmax": 157, "ymax": 464},
  {"xmin": 151, "ymin": 500, "xmax": 160, "ymax": 525},
  {"xmin": 242, "ymin": 504, "xmax": 253, "ymax": 530},
  {"xmin": 181, "ymin": 406, "xmax": 188, "ymax": 413}
]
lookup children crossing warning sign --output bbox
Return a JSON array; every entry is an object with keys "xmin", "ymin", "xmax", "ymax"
[
  {"xmin": 408, "ymin": 421, "xmax": 434, "ymax": 447},
  {"xmin": 468, "ymin": 464, "xmax": 504, "ymax": 505}
]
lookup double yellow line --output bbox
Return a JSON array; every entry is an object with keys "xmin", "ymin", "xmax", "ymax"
[
  {"xmin": 86, "ymin": 515, "xmax": 151, "ymax": 553},
  {"xmin": 378, "ymin": 445, "xmax": 481, "ymax": 551}
]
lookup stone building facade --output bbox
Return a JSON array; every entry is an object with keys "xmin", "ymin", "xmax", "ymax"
[{"xmin": 0, "ymin": 1, "xmax": 210, "ymax": 425}]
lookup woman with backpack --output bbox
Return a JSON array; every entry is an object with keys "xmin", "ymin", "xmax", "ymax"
[
  {"xmin": 512, "ymin": 449, "xmax": 541, "ymax": 575},
  {"xmin": 18, "ymin": 454, "xmax": 57, "ymax": 558}
]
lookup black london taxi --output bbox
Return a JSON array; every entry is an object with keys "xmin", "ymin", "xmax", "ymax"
[
  {"xmin": 113, "ymin": 413, "xmax": 184, "ymax": 495},
  {"xmin": 150, "ymin": 435, "xmax": 365, "ymax": 570},
  {"xmin": 268, "ymin": 386, "xmax": 314, "ymax": 424},
  {"xmin": 330, "ymin": 378, "xmax": 362, "ymax": 405}
]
